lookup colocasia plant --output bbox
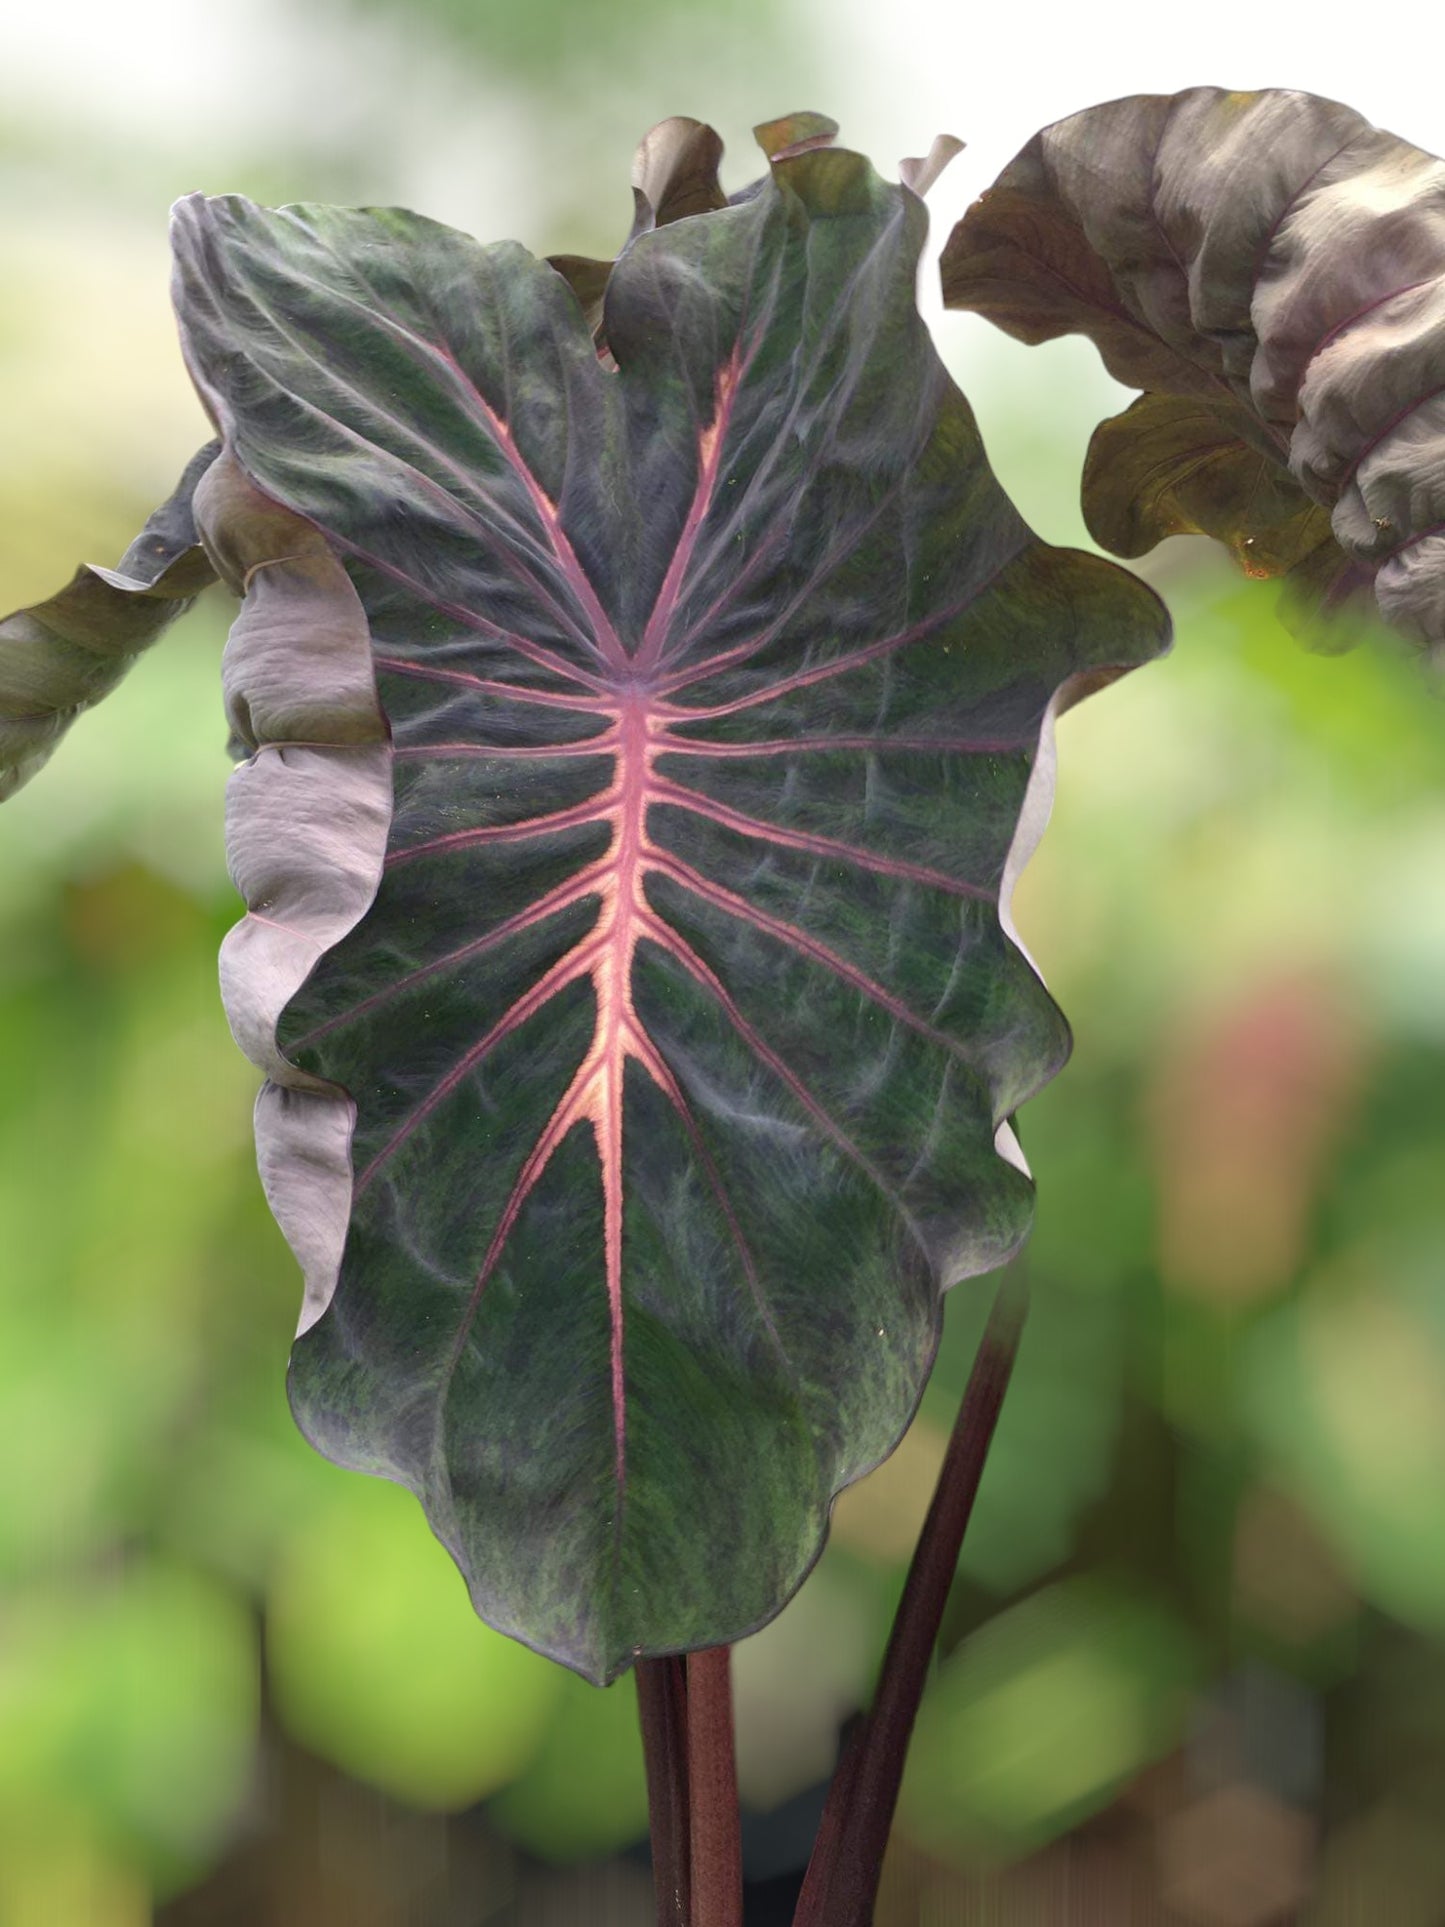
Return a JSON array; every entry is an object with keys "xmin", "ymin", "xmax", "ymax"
[{"xmin": 2, "ymin": 87, "xmax": 1440, "ymax": 1926}]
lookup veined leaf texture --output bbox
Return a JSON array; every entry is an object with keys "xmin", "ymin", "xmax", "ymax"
[{"xmin": 3, "ymin": 116, "xmax": 1170, "ymax": 1680}]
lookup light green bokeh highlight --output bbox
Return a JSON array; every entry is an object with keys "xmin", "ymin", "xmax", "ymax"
[
  {"xmin": 899, "ymin": 1581, "xmax": 1196, "ymax": 1860},
  {"xmin": 266, "ymin": 1475, "xmax": 565, "ymax": 1810}
]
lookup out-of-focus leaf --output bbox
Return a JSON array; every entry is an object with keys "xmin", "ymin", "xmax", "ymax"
[
  {"xmin": 1246, "ymin": 1256, "xmax": 1445, "ymax": 1634},
  {"xmin": 266, "ymin": 1474, "xmax": 563, "ymax": 1809},
  {"xmin": 171, "ymin": 127, "xmax": 1166, "ymax": 1683},
  {"xmin": 0, "ymin": 875, "xmax": 257, "ymax": 1579},
  {"xmin": 70, "ymin": 1565, "xmax": 257, "ymax": 1893},
  {"xmin": 0, "ymin": 442, "xmax": 219, "ymax": 799},
  {"xmin": 0, "ymin": 1562, "xmax": 256, "ymax": 1892},
  {"xmin": 0, "ymin": 1820, "xmax": 149, "ymax": 1927},
  {"xmin": 1147, "ymin": 973, "xmax": 1368, "ymax": 1305},
  {"xmin": 898, "ymin": 1579, "xmax": 1196, "ymax": 1862},
  {"xmin": 488, "ymin": 1670, "xmax": 649, "ymax": 1862},
  {"xmin": 943, "ymin": 88, "xmax": 1445, "ymax": 652}
]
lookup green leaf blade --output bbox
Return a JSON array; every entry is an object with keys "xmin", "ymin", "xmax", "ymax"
[{"xmin": 174, "ymin": 139, "xmax": 1167, "ymax": 1681}]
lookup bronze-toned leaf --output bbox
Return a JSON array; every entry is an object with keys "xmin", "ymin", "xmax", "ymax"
[
  {"xmin": 0, "ymin": 442, "xmax": 220, "ymax": 799},
  {"xmin": 900, "ymin": 135, "xmax": 965, "ymax": 201},
  {"xmin": 1082, "ymin": 392, "xmax": 1337, "ymax": 577},
  {"xmin": 943, "ymin": 87, "xmax": 1445, "ymax": 652},
  {"xmin": 630, "ymin": 115, "xmax": 727, "ymax": 233},
  {"xmin": 547, "ymin": 253, "xmax": 613, "ymax": 336}
]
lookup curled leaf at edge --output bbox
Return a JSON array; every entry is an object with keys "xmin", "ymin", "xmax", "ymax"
[
  {"xmin": 942, "ymin": 86, "xmax": 1445, "ymax": 653},
  {"xmin": 0, "ymin": 441, "xmax": 221, "ymax": 800}
]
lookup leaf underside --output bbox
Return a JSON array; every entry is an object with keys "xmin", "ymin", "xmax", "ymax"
[
  {"xmin": 942, "ymin": 87, "xmax": 1445, "ymax": 653},
  {"xmin": 173, "ymin": 131, "xmax": 1167, "ymax": 1681},
  {"xmin": 0, "ymin": 442, "xmax": 219, "ymax": 800}
]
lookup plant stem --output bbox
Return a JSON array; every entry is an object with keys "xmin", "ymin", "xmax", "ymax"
[
  {"xmin": 789, "ymin": 1715, "xmax": 863, "ymax": 1927},
  {"xmin": 686, "ymin": 1645, "xmax": 742, "ymax": 1927},
  {"xmin": 794, "ymin": 1271, "xmax": 1028, "ymax": 1927},
  {"xmin": 637, "ymin": 1656, "xmax": 692, "ymax": 1927}
]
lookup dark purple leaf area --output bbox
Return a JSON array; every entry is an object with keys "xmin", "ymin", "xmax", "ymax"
[{"xmin": 172, "ymin": 139, "xmax": 1167, "ymax": 1680}]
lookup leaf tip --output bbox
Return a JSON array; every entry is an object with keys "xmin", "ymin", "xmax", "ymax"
[
  {"xmin": 752, "ymin": 110, "xmax": 840, "ymax": 162},
  {"xmin": 900, "ymin": 134, "xmax": 966, "ymax": 200}
]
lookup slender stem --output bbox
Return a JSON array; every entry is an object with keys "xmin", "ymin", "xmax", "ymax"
[
  {"xmin": 686, "ymin": 1645, "xmax": 742, "ymax": 1927},
  {"xmin": 637, "ymin": 1657, "xmax": 692, "ymax": 1927},
  {"xmin": 789, "ymin": 1715, "xmax": 864, "ymax": 1927},
  {"xmin": 794, "ymin": 1272, "xmax": 1028, "ymax": 1927}
]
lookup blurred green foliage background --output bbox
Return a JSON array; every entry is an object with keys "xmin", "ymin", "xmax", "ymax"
[{"xmin": 3, "ymin": 2, "xmax": 1444, "ymax": 1921}]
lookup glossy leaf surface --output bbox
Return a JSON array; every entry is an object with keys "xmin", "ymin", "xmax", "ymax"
[
  {"xmin": 943, "ymin": 88, "xmax": 1445, "ymax": 652},
  {"xmin": 173, "ymin": 133, "xmax": 1168, "ymax": 1680},
  {"xmin": 0, "ymin": 442, "xmax": 218, "ymax": 800}
]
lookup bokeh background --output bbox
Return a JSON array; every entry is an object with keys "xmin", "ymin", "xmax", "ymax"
[{"xmin": 3, "ymin": 2, "xmax": 1444, "ymax": 1921}]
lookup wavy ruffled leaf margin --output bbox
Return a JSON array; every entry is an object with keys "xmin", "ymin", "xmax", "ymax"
[
  {"xmin": 553, "ymin": 114, "xmax": 961, "ymax": 365},
  {"xmin": 942, "ymin": 87, "xmax": 1445, "ymax": 652},
  {"xmin": 196, "ymin": 451, "xmax": 393, "ymax": 1337},
  {"xmin": 0, "ymin": 442, "xmax": 219, "ymax": 799},
  {"xmin": 168, "ymin": 117, "xmax": 1169, "ymax": 1684}
]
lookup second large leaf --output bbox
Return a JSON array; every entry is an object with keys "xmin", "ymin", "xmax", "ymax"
[{"xmin": 173, "ymin": 131, "xmax": 1168, "ymax": 1683}]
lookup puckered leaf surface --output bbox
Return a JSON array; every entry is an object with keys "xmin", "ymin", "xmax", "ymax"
[
  {"xmin": 942, "ymin": 87, "xmax": 1445, "ymax": 653},
  {"xmin": 0, "ymin": 442, "xmax": 219, "ymax": 800},
  {"xmin": 172, "ymin": 134, "xmax": 1167, "ymax": 1681}
]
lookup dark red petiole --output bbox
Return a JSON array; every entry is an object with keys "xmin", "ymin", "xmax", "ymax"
[
  {"xmin": 638, "ymin": 1655, "xmax": 692, "ymax": 1926},
  {"xmin": 794, "ymin": 1272, "xmax": 1028, "ymax": 1926}
]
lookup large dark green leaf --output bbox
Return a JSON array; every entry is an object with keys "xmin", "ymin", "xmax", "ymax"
[
  {"xmin": 172, "ymin": 127, "xmax": 1168, "ymax": 1682},
  {"xmin": 0, "ymin": 442, "xmax": 219, "ymax": 799},
  {"xmin": 942, "ymin": 88, "xmax": 1445, "ymax": 652}
]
